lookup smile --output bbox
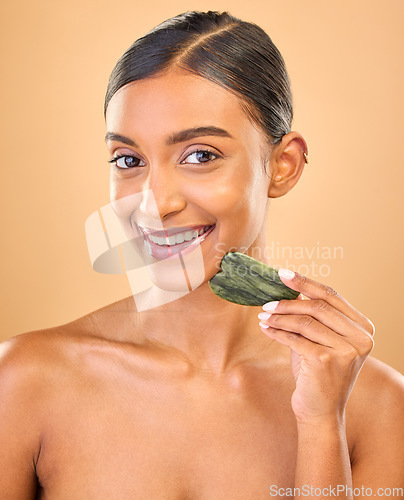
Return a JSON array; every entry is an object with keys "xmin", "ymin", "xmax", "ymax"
[
  {"xmin": 137, "ymin": 224, "xmax": 215, "ymax": 259},
  {"xmin": 148, "ymin": 226, "xmax": 211, "ymax": 246}
]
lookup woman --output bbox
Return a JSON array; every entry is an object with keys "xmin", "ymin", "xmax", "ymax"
[{"xmin": 0, "ymin": 10, "xmax": 403, "ymax": 499}]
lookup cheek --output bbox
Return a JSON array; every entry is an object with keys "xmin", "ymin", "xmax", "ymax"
[
  {"xmin": 196, "ymin": 162, "xmax": 268, "ymax": 235},
  {"xmin": 218, "ymin": 163, "xmax": 267, "ymax": 215},
  {"xmin": 109, "ymin": 175, "xmax": 144, "ymax": 225},
  {"xmin": 109, "ymin": 177, "xmax": 118, "ymax": 203},
  {"xmin": 110, "ymin": 172, "xmax": 135, "ymax": 202}
]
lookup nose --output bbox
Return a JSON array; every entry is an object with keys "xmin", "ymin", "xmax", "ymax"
[{"xmin": 138, "ymin": 166, "xmax": 187, "ymax": 222}]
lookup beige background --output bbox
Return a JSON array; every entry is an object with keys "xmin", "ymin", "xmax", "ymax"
[{"xmin": 1, "ymin": 0, "xmax": 402, "ymax": 372}]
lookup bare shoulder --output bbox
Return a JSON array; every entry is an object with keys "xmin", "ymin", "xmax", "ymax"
[
  {"xmin": 0, "ymin": 301, "xmax": 130, "ymax": 447},
  {"xmin": 0, "ymin": 325, "xmax": 87, "ymax": 495},
  {"xmin": 0, "ymin": 299, "xmax": 142, "ymax": 497},
  {"xmin": 0, "ymin": 295, "xmax": 147, "ymax": 400},
  {"xmin": 0, "ymin": 323, "xmax": 90, "ymax": 404},
  {"xmin": 346, "ymin": 355, "xmax": 404, "ymax": 480},
  {"xmin": 0, "ymin": 295, "xmax": 139, "ymax": 377},
  {"xmin": 348, "ymin": 355, "xmax": 404, "ymax": 420}
]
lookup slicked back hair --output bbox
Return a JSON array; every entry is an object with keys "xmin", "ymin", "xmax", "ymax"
[{"xmin": 104, "ymin": 11, "xmax": 293, "ymax": 146}]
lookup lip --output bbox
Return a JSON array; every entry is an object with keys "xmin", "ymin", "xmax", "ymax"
[{"xmin": 137, "ymin": 224, "xmax": 216, "ymax": 260}]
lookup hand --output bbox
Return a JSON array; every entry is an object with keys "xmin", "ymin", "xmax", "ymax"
[{"xmin": 258, "ymin": 269, "xmax": 375, "ymax": 425}]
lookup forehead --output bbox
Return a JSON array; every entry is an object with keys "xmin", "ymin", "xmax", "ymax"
[{"xmin": 105, "ymin": 69, "xmax": 256, "ymax": 138}]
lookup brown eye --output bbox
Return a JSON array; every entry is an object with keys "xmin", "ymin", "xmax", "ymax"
[
  {"xmin": 183, "ymin": 150, "xmax": 218, "ymax": 164},
  {"xmin": 109, "ymin": 155, "xmax": 145, "ymax": 169}
]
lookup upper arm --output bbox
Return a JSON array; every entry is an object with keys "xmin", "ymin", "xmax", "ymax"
[
  {"xmin": 0, "ymin": 336, "xmax": 44, "ymax": 498},
  {"xmin": 350, "ymin": 357, "xmax": 404, "ymax": 495}
]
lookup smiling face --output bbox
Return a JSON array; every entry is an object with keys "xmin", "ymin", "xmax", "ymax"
[{"xmin": 105, "ymin": 68, "xmax": 273, "ymax": 292}]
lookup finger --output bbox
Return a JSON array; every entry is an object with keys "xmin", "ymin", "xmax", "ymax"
[
  {"xmin": 260, "ymin": 324, "xmax": 330, "ymax": 359},
  {"xmin": 259, "ymin": 312, "xmax": 373, "ymax": 357},
  {"xmin": 277, "ymin": 269, "xmax": 374, "ymax": 335},
  {"xmin": 262, "ymin": 299, "xmax": 374, "ymax": 341},
  {"xmin": 260, "ymin": 312, "xmax": 350, "ymax": 350},
  {"xmin": 260, "ymin": 325, "xmax": 368, "ymax": 372}
]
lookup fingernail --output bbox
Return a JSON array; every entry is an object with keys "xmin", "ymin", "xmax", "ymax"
[
  {"xmin": 263, "ymin": 301, "xmax": 279, "ymax": 312},
  {"xmin": 279, "ymin": 268, "xmax": 295, "ymax": 280},
  {"xmin": 258, "ymin": 312, "xmax": 272, "ymax": 320},
  {"xmin": 259, "ymin": 321, "xmax": 269, "ymax": 329}
]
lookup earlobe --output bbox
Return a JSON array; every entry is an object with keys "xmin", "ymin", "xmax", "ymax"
[{"xmin": 267, "ymin": 132, "xmax": 308, "ymax": 198}]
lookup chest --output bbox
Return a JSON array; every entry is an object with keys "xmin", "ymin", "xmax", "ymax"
[{"xmin": 36, "ymin": 371, "xmax": 302, "ymax": 499}]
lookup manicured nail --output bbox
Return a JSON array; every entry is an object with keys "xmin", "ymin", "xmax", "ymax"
[
  {"xmin": 259, "ymin": 321, "xmax": 269, "ymax": 329},
  {"xmin": 258, "ymin": 312, "xmax": 272, "ymax": 321},
  {"xmin": 279, "ymin": 268, "xmax": 295, "ymax": 280},
  {"xmin": 263, "ymin": 301, "xmax": 279, "ymax": 312}
]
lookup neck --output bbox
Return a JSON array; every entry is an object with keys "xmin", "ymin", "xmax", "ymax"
[
  {"xmin": 134, "ymin": 234, "xmax": 276, "ymax": 375},
  {"xmin": 139, "ymin": 284, "xmax": 268, "ymax": 373}
]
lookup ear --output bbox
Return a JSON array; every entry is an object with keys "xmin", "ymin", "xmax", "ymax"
[{"xmin": 267, "ymin": 132, "xmax": 308, "ymax": 198}]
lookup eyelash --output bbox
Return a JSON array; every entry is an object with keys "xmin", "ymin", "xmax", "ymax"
[{"xmin": 108, "ymin": 148, "xmax": 221, "ymax": 170}]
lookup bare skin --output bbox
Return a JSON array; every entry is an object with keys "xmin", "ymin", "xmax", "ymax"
[{"xmin": 1, "ymin": 70, "xmax": 403, "ymax": 499}]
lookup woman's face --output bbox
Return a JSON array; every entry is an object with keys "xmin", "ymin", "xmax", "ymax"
[{"xmin": 105, "ymin": 69, "xmax": 272, "ymax": 292}]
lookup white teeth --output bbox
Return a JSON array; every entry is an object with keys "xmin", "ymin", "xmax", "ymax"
[
  {"xmin": 184, "ymin": 231, "xmax": 194, "ymax": 242},
  {"xmin": 149, "ymin": 234, "xmax": 168, "ymax": 245},
  {"xmin": 147, "ymin": 226, "xmax": 212, "ymax": 247},
  {"xmin": 175, "ymin": 233, "xmax": 185, "ymax": 244}
]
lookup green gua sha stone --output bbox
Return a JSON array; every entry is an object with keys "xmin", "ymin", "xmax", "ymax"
[{"xmin": 208, "ymin": 251, "xmax": 300, "ymax": 306}]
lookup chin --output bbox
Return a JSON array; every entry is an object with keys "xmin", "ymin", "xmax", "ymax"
[
  {"xmin": 146, "ymin": 264, "xmax": 192, "ymax": 293},
  {"xmin": 144, "ymin": 243, "xmax": 208, "ymax": 293}
]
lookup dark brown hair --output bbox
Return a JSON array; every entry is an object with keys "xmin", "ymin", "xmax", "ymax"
[{"xmin": 104, "ymin": 11, "xmax": 293, "ymax": 145}]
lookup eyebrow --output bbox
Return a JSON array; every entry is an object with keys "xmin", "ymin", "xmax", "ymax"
[
  {"xmin": 105, "ymin": 126, "xmax": 233, "ymax": 147},
  {"xmin": 167, "ymin": 126, "xmax": 233, "ymax": 145},
  {"xmin": 105, "ymin": 132, "xmax": 137, "ymax": 146}
]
